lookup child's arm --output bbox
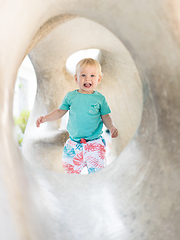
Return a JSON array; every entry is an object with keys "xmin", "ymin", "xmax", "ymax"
[
  {"xmin": 36, "ymin": 109, "xmax": 68, "ymax": 127},
  {"xmin": 101, "ymin": 114, "xmax": 118, "ymax": 138}
]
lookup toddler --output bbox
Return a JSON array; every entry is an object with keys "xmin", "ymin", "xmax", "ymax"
[{"xmin": 36, "ymin": 58, "xmax": 118, "ymax": 174}]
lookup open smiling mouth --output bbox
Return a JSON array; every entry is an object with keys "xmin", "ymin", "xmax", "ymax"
[{"xmin": 84, "ymin": 83, "xmax": 92, "ymax": 88}]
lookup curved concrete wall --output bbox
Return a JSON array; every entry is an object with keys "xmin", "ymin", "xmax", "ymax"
[{"xmin": 0, "ymin": 0, "xmax": 180, "ymax": 239}]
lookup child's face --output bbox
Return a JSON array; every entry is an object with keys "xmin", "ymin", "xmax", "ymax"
[{"xmin": 74, "ymin": 65, "xmax": 102, "ymax": 94}]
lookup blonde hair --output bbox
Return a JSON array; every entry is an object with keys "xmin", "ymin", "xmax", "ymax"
[{"xmin": 75, "ymin": 58, "xmax": 102, "ymax": 76}]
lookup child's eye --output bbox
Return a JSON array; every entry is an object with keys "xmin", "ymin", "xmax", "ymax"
[
  {"xmin": 81, "ymin": 74, "xmax": 85, "ymax": 77},
  {"xmin": 91, "ymin": 75, "xmax": 95, "ymax": 77}
]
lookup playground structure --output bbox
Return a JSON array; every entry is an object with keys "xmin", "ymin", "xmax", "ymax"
[{"xmin": 0, "ymin": 0, "xmax": 180, "ymax": 239}]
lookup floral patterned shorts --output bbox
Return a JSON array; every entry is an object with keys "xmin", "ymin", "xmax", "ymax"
[{"xmin": 62, "ymin": 137, "xmax": 106, "ymax": 174}]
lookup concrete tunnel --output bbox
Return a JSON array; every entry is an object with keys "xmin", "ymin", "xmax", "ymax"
[{"xmin": 0, "ymin": 0, "xmax": 180, "ymax": 240}]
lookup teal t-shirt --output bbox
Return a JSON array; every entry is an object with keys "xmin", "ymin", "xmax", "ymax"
[{"xmin": 59, "ymin": 90, "xmax": 111, "ymax": 142}]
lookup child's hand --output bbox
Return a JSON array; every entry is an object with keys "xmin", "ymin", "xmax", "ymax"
[
  {"xmin": 36, "ymin": 116, "xmax": 45, "ymax": 127},
  {"xmin": 109, "ymin": 126, "xmax": 118, "ymax": 138}
]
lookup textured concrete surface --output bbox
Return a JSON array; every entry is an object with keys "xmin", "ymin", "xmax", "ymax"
[{"xmin": 0, "ymin": 0, "xmax": 180, "ymax": 240}]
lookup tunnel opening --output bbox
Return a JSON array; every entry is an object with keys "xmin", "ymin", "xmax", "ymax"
[
  {"xmin": 13, "ymin": 55, "xmax": 37, "ymax": 148},
  {"xmin": 21, "ymin": 15, "xmax": 143, "ymax": 175}
]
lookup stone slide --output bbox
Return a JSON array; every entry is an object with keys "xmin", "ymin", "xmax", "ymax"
[{"xmin": 0, "ymin": 0, "xmax": 179, "ymax": 239}]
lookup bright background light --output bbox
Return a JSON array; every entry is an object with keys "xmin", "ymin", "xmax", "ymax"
[
  {"xmin": 13, "ymin": 56, "xmax": 37, "ymax": 117},
  {"xmin": 66, "ymin": 49, "xmax": 101, "ymax": 75}
]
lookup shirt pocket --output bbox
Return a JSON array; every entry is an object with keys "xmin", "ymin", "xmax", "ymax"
[{"xmin": 88, "ymin": 103, "xmax": 100, "ymax": 115}]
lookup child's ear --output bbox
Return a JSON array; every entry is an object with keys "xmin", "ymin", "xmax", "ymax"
[
  {"xmin": 74, "ymin": 74, "xmax": 78, "ymax": 83},
  {"xmin": 98, "ymin": 75, "xmax": 102, "ymax": 83}
]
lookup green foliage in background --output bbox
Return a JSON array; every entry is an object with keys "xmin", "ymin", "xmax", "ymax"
[{"xmin": 14, "ymin": 109, "xmax": 30, "ymax": 145}]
